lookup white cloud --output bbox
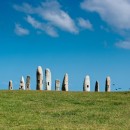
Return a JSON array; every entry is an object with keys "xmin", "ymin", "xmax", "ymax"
[
  {"xmin": 26, "ymin": 15, "xmax": 58, "ymax": 37},
  {"xmin": 81, "ymin": 0, "xmax": 130, "ymax": 50},
  {"xmin": 14, "ymin": 24, "xmax": 29, "ymax": 36},
  {"xmin": 13, "ymin": 0, "xmax": 78, "ymax": 35},
  {"xmin": 81, "ymin": 0, "xmax": 130, "ymax": 30},
  {"xmin": 115, "ymin": 41, "xmax": 130, "ymax": 49},
  {"xmin": 78, "ymin": 18, "xmax": 93, "ymax": 30},
  {"xmin": 38, "ymin": 1, "xmax": 78, "ymax": 33},
  {"xmin": 13, "ymin": 3, "xmax": 34, "ymax": 14}
]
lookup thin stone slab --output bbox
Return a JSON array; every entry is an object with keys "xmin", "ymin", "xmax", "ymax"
[
  {"xmin": 45, "ymin": 68, "xmax": 51, "ymax": 90},
  {"xmin": 62, "ymin": 73, "xmax": 68, "ymax": 91},
  {"xmin": 105, "ymin": 76, "xmax": 111, "ymax": 92},
  {"xmin": 9, "ymin": 80, "xmax": 13, "ymax": 90},
  {"xmin": 36, "ymin": 66, "xmax": 43, "ymax": 90},
  {"xmin": 26, "ymin": 76, "xmax": 31, "ymax": 90},
  {"xmin": 95, "ymin": 81, "xmax": 99, "ymax": 92},
  {"xmin": 55, "ymin": 79, "xmax": 60, "ymax": 91}
]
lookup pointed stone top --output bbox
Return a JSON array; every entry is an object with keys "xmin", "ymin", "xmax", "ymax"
[
  {"xmin": 96, "ymin": 80, "xmax": 99, "ymax": 83},
  {"xmin": 37, "ymin": 66, "xmax": 43, "ymax": 74},
  {"xmin": 45, "ymin": 68, "xmax": 51, "ymax": 72},
  {"xmin": 65, "ymin": 73, "xmax": 68, "ymax": 76},
  {"xmin": 21, "ymin": 76, "xmax": 24, "ymax": 82},
  {"xmin": 95, "ymin": 81, "xmax": 99, "ymax": 86},
  {"xmin": 106, "ymin": 76, "xmax": 110, "ymax": 80},
  {"xmin": 64, "ymin": 74, "xmax": 68, "ymax": 81}
]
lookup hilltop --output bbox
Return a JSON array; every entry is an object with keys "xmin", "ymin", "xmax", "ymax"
[{"xmin": 0, "ymin": 91, "xmax": 130, "ymax": 130}]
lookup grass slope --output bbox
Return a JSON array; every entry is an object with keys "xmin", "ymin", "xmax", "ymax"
[{"xmin": 0, "ymin": 91, "xmax": 130, "ymax": 130}]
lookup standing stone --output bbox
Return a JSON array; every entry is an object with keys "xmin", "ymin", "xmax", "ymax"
[
  {"xmin": 9, "ymin": 80, "xmax": 13, "ymax": 90},
  {"xmin": 45, "ymin": 68, "xmax": 51, "ymax": 90},
  {"xmin": 19, "ymin": 76, "xmax": 25, "ymax": 90},
  {"xmin": 55, "ymin": 80, "xmax": 60, "ymax": 91},
  {"xmin": 62, "ymin": 73, "xmax": 68, "ymax": 91},
  {"xmin": 36, "ymin": 66, "xmax": 43, "ymax": 90},
  {"xmin": 83, "ymin": 75, "xmax": 90, "ymax": 92},
  {"xmin": 95, "ymin": 81, "xmax": 99, "ymax": 92},
  {"xmin": 26, "ymin": 76, "xmax": 31, "ymax": 90},
  {"xmin": 105, "ymin": 76, "xmax": 111, "ymax": 92}
]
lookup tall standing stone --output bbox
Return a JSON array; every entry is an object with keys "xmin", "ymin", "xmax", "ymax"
[
  {"xmin": 105, "ymin": 76, "xmax": 111, "ymax": 92},
  {"xmin": 9, "ymin": 80, "xmax": 13, "ymax": 90},
  {"xmin": 26, "ymin": 76, "xmax": 31, "ymax": 90},
  {"xmin": 62, "ymin": 73, "xmax": 68, "ymax": 91},
  {"xmin": 95, "ymin": 81, "xmax": 99, "ymax": 92},
  {"xmin": 36, "ymin": 66, "xmax": 43, "ymax": 90},
  {"xmin": 83, "ymin": 75, "xmax": 90, "ymax": 92},
  {"xmin": 45, "ymin": 68, "xmax": 51, "ymax": 90},
  {"xmin": 19, "ymin": 76, "xmax": 25, "ymax": 90},
  {"xmin": 55, "ymin": 79, "xmax": 60, "ymax": 91}
]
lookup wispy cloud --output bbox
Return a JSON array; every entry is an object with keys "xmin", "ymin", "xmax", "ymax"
[
  {"xmin": 14, "ymin": 24, "xmax": 29, "ymax": 36},
  {"xmin": 38, "ymin": 1, "xmax": 78, "ymax": 33},
  {"xmin": 13, "ymin": 3, "xmax": 34, "ymax": 14},
  {"xmin": 81, "ymin": 0, "xmax": 130, "ymax": 50},
  {"xmin": 81, "ymin": 0, "xmax": 130, "ymax": 30},
  {"xmin": 13, "ymin": 0, "xmax": 78, "ymax": 36},
  {"xmin": 26, "ymin": 15, "xmax": 58, "ymax": 37},
  {"xmin": 77, "ymin": 18, "xmax": 93, "ymax": 30},
  {"xmin": 115, "ymin": 41, "xmax": 130, "ymax": 50}
]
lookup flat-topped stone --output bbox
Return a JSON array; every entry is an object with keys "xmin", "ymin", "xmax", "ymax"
[
  {"xmin": 26, "ymin": 76, "xmax": 31, "ymax": 90},
  {"xmin": 55, "ymin": 79, "xmax": 60, "ymax": 91}
]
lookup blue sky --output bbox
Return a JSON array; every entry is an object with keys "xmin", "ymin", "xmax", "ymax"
[{"xmin": 0, "ymin": 0, "xmax": 130, "ymax": 91}]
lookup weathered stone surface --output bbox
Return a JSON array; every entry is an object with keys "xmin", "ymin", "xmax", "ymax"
[
  {"xmin": 62, "ymin": 73, "xmax": 68, "ymax": 91},
  {"xmin": 83, "ymin": 75, "xmax": 90, "ymax": 91},
  {"xmin": 45, "ymin": 68, "xmax": 51, "ymax": 90},
  {"xmin": 26, "ymin": 76, "xmax": 31, "ymax": 90},
  {"xmin": 55, "ymin": 79, "xmax": 60, "ymax": 91},
  {"xmin": 9, "ymin": 80, "xmax": 13, "ymax": 90},
  {"xmin": 36, "ymin": 66, "xmax": 43, "ymax": 90},
  {"xmin": 19, "ymin": 76, "xmax": 25, "ymax": 90},
  {"xmin": 105, "ymin": 76, "xmax": 111, "ymax": 92},
  {"xmin": 95, "ymin": 81, "xmax": 99, "ymax": 92}
]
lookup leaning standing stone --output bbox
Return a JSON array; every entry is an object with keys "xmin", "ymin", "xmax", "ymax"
[{"xmin": 62, "ymin": 73, "xmax": 68, "ymax": 91}]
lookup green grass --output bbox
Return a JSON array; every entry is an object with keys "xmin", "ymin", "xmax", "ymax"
[{"xmin": 0, "ymin": 91, "xmax": 130, "ymax": 130}]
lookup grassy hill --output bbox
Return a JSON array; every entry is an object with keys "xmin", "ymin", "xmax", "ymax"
[{"xmin": 0, "ymin": 91, "xmax": 130, "ymax": 130}]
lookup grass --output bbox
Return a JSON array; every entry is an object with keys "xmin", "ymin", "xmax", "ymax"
[{"xmin": 0, "ymin": 91, "xmax": 130, "ymax": 130}]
